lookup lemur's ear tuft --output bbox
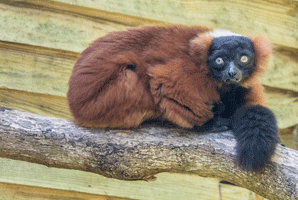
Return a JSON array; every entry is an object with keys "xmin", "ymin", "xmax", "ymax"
[
  {"xmin": 240, "ymin": 36, "xmax": 273, "ymax": 88},
  {"xmin": 249, "ymin": 36, "xmax": 273, "ymax": 74},
  {"xmin": 189, "ymin": 34, "xmax": 213, "ymax": 67}
]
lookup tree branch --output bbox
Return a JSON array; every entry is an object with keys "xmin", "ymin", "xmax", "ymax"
[{"xmin": 0, "ymin": 107, "xmax": 297, "ymax": 200}]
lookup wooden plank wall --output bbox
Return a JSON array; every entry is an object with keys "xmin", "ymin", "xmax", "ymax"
[
  {"xmin": 0, "ymin": 182, "xmax": 130, "ymax": 200},
  {"xmin": 0, "ymin": 157, "xmax": 256, "ymax": 200},
  {"xmin": 0, "ymin": 0, "xmax": 297, "ymax": 129},
  {"xmin": 0, "ymin": 0, "xmax": 297, "ymax": 199}
]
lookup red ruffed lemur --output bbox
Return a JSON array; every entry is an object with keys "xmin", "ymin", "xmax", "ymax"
[{"xmin": 67, "ymin": 25, "xmax": 279, "ymax": 172}]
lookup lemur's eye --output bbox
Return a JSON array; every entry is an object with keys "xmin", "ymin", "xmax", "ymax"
[
  {"xmin": 240, "ymin": 55, "xmax": 249, "ymax": 63},
  {"xmin": 215, "ymin": 57, "xmax": 224, "ymax": 65}
]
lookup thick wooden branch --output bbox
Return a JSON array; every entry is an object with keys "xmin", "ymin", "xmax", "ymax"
[{"xmin": 0, "ymin": 107, "xmax": 297, "ymax": 200}]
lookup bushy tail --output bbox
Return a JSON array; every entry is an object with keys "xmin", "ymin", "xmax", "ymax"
[{"xmin": 231, "ymin": 105, "xmax": 279, "ymax": 171}]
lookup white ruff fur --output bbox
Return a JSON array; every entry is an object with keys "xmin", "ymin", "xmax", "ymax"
[{"xmin": 206, "ymin": 29, "xmax": 242, "ymax": 37}]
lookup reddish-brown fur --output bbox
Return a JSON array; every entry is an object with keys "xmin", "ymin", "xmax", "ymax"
[{"xmin": 67, "ymin": 25, "xmax": 272, "ymax": 128}]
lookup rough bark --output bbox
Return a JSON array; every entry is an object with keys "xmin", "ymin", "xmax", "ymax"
[{"xmin": 0, "ymin": 107, "xmax": 297, "ymax": 200}]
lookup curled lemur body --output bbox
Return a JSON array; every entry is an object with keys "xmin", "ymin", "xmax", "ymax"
[{"xmin": 67, "ymin": 25, "xmax": 279, "ymax": 172}]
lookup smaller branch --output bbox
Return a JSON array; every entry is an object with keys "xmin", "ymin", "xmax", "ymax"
[{"xmin": 0, "ymin": 107, "xmax": 297, "ymax": 200}]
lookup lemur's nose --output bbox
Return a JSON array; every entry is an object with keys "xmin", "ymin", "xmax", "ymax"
[{"xmin": 228, "ymin": 68, "xmax": 238, "ymax": 78}]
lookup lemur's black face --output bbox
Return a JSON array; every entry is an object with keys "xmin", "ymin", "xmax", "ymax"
[{"xmin": 207, "ymin": 36, "xmax": 255, "ymax": 85}]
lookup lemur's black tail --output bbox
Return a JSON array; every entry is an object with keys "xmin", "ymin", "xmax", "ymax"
[{"xmin": 231, "ymin": 105, "xmax": 279, "ymax": 171}]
